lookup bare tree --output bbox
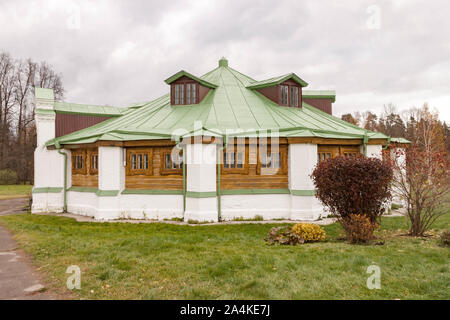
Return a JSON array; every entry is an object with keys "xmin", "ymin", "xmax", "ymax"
[{"xmin": 391, "ymin": 146, "xmax": 449, "ymax": 236}]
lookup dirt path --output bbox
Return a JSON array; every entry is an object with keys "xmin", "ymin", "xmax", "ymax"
[
  {"xmin": 0, "ymin": 225, "xmax": 55, "ymax": 299},
  {"xmin": 0, "ymin": 197, "xmax": 55, "ymax": 300},
  {"xmin": 0, "ymin": 197, "xmax": 29, "ymax": 216}
]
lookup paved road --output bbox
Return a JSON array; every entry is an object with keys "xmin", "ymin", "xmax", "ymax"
[{"xmin": 0, "ymin": 198, "xmax": 54, "ymax": 300}]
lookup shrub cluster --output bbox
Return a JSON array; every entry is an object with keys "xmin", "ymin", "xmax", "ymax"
[
  {"xmin": 341, "ymin": 214, "xmax": 379, "ymax": 243},
  {"xmin": 291, "ymin": 223, "xmax": 326, "ymax": 242},
  {"xmin": 311, "ymin": 156, "xmax": 393, "ymax": 223},
  {"xmin": 0, "ymin": 169, "xmax": 18, "ymax": 185},
  {"xmin": 311, "ymin": 156, "xmax": 392, "ymax": 243},
  {"xmin": 265, "ymin": 223, "xmax": 326, "ymax": 245}
]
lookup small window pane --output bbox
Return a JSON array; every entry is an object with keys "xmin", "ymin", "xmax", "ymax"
[
  {"xmin": 144, "ymin": 154, "xmax": 148, "ymax": 169},
  {"xmin": 191, "ymin": 83, "xmax": 196, "ymax": 103},
  {"xmin": 174, "ymin": 85, "xmax": 179, "ymax": 104},
  {"xmin": 165, "ymin": 154, "xmax": 171, "ymax": 169},
  {"xmin": 326, "ymin": 153, "xmax": 331, "ymax": 159},
  {"xmin": 131, "ymin": 154, "xmax": 136, "ymax": 170},
  {"xmin": 186, "ymin": 83, "xmax": 191, "ymax": 104},
  {"xmin": 237, "ymin": 152, "xmax": 243, "ymax": 168},
  {"xmin": 179, "ymin": 84, "xmax": 184, "ymax": 104}
]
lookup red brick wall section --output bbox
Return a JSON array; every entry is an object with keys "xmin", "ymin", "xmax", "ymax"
[
  {"xmin": 303, "ymin": 98, "xmax": 333, "ymax": 115},
  {"xmin": 55, "ymin": 113, "xmax": 111, "ymax": 137}
]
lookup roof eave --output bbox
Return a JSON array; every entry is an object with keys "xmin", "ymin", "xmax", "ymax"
[
  {"xmin": 164, "ymin": 70, "xmax": 218, "ymax": 89},
  {"xmin": 246, "ymin": 73, "xmax": 309, "ymax": 89}
]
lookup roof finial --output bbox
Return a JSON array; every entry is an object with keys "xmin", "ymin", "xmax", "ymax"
[{"xmin": 219, "ymin": 57, "xmax": 228, "ymax": 67}]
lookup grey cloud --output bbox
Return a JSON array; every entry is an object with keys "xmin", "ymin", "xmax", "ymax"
[{"xmin": 0, "ymin": 0, "xmax": 448, "ymax": 121}]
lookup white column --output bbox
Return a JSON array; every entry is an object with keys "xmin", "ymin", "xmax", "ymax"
[
  {"xmin": 289, "ymin": 143, "xmax": 324, "ymax": 220},
  {"xmin": 184, "ymin": 143, "xmax": 218, "ymax": 222},
  {"xmin": 366, "ymin": 144, "xmax": 383, "ymax": 159},
  {"xmin": 95, "ymin": 146, "xmax": 125, "ymax": 220},
  {"xmin": 32, "ymin": 88, "xmax": 65, "ymax": 213}
]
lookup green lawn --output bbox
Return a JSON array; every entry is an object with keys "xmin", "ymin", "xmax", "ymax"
[
  {"xmin": 0, "ymin": 213, "xmax": 448, "ymax": 300},
  {"xmin": 0, "ymin": 185, "xmax": 32, "ymax": 199}
]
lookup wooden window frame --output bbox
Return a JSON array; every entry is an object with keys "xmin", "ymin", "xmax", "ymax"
[
  {"xmin": 279, "ymin": 85, "xmax": 289, "ymax": 106},
  {"xmin": 160, "ymin": 147, "xmax": 183, "ymax": 176},
  {"xmin": 87, "ymin": 149, "xmax": 98, "ymax": 175},
  {"xmin": 257, "ymin": 144, "xmax": 288, "ymax": 176},
  {"xmin": 317, "ymin": 145, "xmax": 362, "ymax": 163},
  {"xmin": 290, "ymin": 86, "xmax": 299, "ymax": 107},
  {"xmin": 221, "ymin": 144, "xmax": 249, "ymax": 175},
  {"xmin": 72, "ymin": 150, "xmax": 87, "ymax": 175},
  {"xmin": 126, "ymin": 148, "xmax": 153, "ymax": 176},
  {"xmin": 172, "ymin": 81, "xmax": 199, "ymax": 105}
]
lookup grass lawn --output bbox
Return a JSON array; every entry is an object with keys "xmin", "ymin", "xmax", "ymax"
[
  {"xmin": 0, "ymin": 213, "xmax": 448, "ymax": 300},
  {"xmin": 0, "ymin": 185, "xmax": 32, "ymax": 200}
]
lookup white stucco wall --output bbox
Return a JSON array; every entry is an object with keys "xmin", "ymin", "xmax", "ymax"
[
  {"xmin": 221, "ymin": 194, "xmax": 291, "ymax": 221},
  {"xmin": 184, "ymin": 143, "xmax": 218, "ymax": 222},
  {"xmin": 32, "ymin": 89, "xmax": 66, "ymax": 213},
  {"xmin": 366, "ymin": 144, "xmax": 383, "ymax": 159},
  {"xmin": 288, "ymin": 143, "xmax": 325, "ymax": 220},
  {"xmin": 120, "ymin": 195, "xmax": 183, "ymax": 220}
]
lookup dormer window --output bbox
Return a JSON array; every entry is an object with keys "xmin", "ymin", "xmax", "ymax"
[
  {"xmin": 173, "ymin": 82, "xmax": 198, "ymax": 105},
  {"xmin": 279, "ymin": 84, "xmax": 299, "ymax": 107}
]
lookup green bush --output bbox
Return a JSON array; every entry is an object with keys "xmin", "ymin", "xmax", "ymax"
[
  {"xmin": 0, "ymin": 169, "xmax": 18, "ymax": 185},
  {"xmin": 391, "ymin": 203, "xmax": 403, "ymax": 210}
]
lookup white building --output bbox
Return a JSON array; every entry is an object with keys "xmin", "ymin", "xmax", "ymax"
[{"xmin": 32, "ymin": 58, "xmax": 397, "ymax": 222}]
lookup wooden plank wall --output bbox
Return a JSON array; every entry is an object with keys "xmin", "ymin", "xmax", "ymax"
[
  {"xmin": 71, "ymin": 148, "xmax": 98, "ymax": 187},
  {"xmin": 219, "ymin": 144, "xmax": 289, "ymax": 190},
  {"xmin": 125, "ymin": 147, "xmax": 183, "ymax": 190}
]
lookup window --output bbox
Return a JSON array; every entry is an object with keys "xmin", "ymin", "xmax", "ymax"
[
  {"xmin": 260, "ymin": 152, "xmax": 281, "ymax": 169},
  {"xmin": 317, "ymin": 152, "xmax": 332, "ymax": 163},
  {"xmin": 72, "ymin": 150, "xmax": 87, "ymax": 174},
  {"xmin": 223, "ymin": 152, "xmax": 244, "ymax": 169},
  {"xmin": 173, "ymin": 82, "xmax": 198, "ymax": 105},
  {"xmin": 280, "ymin": 85, "xmax": 289, "ymax": 105},
  {"xmin": 127, "ymin": 148, "xmax": 152, "ymax": 175},
  {"xmin": 257, "ymin": 145, "xmax": 287, "ymax": 175},
  {"xmin": 74, "ymin": 155, "xmax": 84, "ymax": 169},
  {"xmin": 290, "ymin": 86, "xmax": 299, "ymax": 107},
  {"xmin": 89, "ymin": 150, "xmax": 99, "ymax": 174},
  {"xmin": 160, "ymin": 148, "xmax": 183, "ymax": 175}
]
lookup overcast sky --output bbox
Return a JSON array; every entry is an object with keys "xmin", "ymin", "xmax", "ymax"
[{"xmin": 1, "ymin": 0, "xmax": 449, "ymax": 122}]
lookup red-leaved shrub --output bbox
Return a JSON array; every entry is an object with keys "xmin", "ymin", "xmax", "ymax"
[{"xmin": 311, "ymin": 156, "xmax": 393, "ymax": 224}]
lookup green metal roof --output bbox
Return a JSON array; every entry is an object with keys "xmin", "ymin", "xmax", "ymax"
[
  {"xmin": 390, "ymin": 137, "xmax": 411, "ymax": 144},
  {"xmin": 47, "ymin": 61, "xmax": 389, "ymax": 146},
  {"xmin": 246, "ymin": 73, "xmax": 308, "ymax": 89},
  {"xmin": 54, "ymin": 101, "xmax": 130, "ymax": 117},
  {"xmin": 303, "ymin": 90, "xmax": 336, "ymax": 103},
  {"xmin": 35, "ymin": 87, "xmax": 54, "ymax": 100},
  {"xmin": 165, "ymin": 70, "xmax": 218, "ymax": 89}
]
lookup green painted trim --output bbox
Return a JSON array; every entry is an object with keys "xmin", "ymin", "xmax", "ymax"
[
  {"xmin": 290, "ymin": 190, "xmax": 316, "ymax": 196},
  {"xmin": 186, "ymin": 191, "xmax": 217, "ymax": 198},
  {"xmin": 246, "ymin": 72, "xmax": 308, "ymax": 89},
  {"xmin": 121, "ymin": 189, "xmax": 182, "ymax": 195},
  {"xmin": 68, "ymin": 187, "xmax": 120, "ymax": 196},
  {"xmin": 96, "ymin": 190, "xmax": 119, "ymax": 197},
  {"xmin": 35, "ymin": 108, "xmax": 55, "ymax": 115},
  {"xmin": 165, "ymin": 70, "xmax": 218, "ymax": 88},
  {"xmin": 67, "ymin": 187, "xmax": 98, "ymax": 193},
  {"xmin": 32, "ymin": 187, "xmax": 63, "ymax": 193},
  {"xmin": 221, "ymin": 188, "xmax": 291, "ymax": 195}
]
